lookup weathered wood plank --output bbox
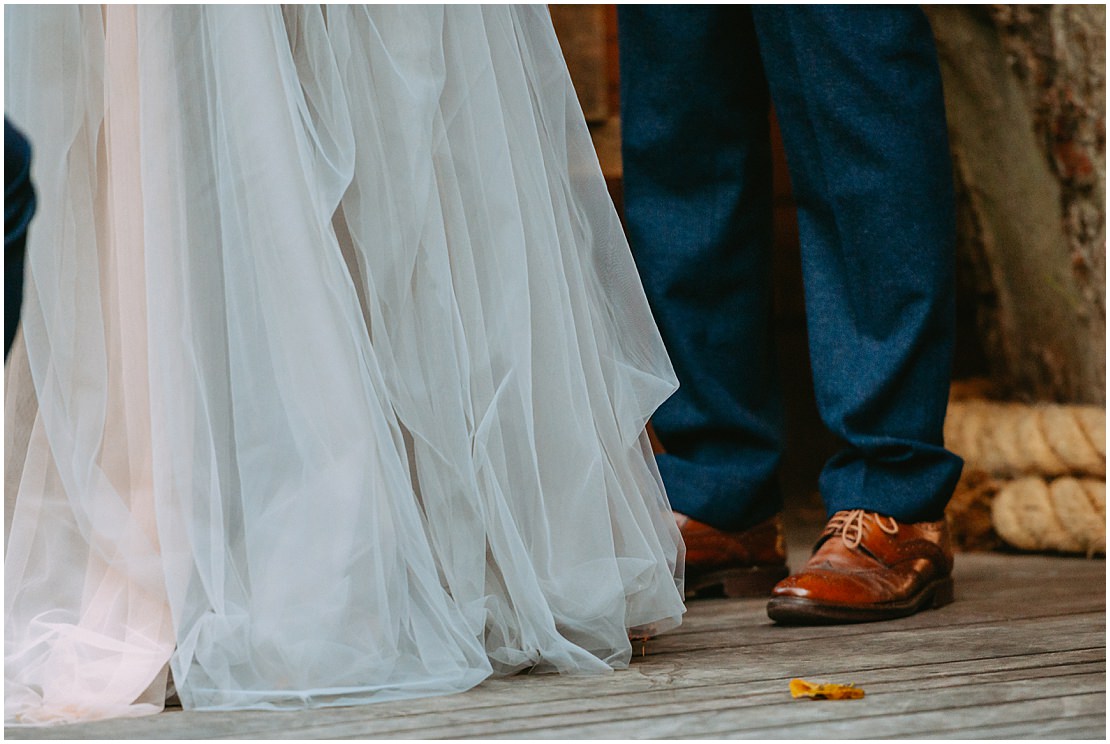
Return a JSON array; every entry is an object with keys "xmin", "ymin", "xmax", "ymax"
[
  {"xmin": 498, "ymin": 687, "xmax": 1105, "ymax": 740},
  {"xmin": 219, "ymin": 662, "xmax": 1106, "ymax": 740},
  {"xmin": 17, "ymin": 634, "xmax": 1097, "ymax": 740},
  {"xmin": 8, "ymin": 636, "xmax": 1102, "ymax": 739},
  {"xmin": 630, "ymin": 615, "xmax": 1104, "ymax": 688},
  {"xmin": 742, "ymin": 693, "xmax": 1106, "ymax": 741},
  {"xmin": 335, "ymin": 661, "xmax": 1098, "ymax": 737},
  {"xmin": 666, "ymin": 552, "xmax": 1104, "ymax": 639},
  {"xmin": 13, "ymin": 630, "xmax": 1096, "ymax": 741},
  {"xmin": 223, "ymin": 649, "xmax": 1103, "ymax": 736},
  {"xmin": 925, "ymin": 713, "xmax": 1106, "ymax": 739},
  {"xmin": 5, "ymin": 553, "xmax": 1103, "ymax": 740},
  {"xmin": 644, "ymin": 606, "xmax": 1105, "ymax": 661},
  {"xmin": 229, "ymin": 626, "xmax": 1096, "ymax": 741}
]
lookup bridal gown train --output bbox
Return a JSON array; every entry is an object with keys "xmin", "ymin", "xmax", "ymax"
[{"xmin": 4, "ymin": 4, "xmax": 685, "ymax": 726}]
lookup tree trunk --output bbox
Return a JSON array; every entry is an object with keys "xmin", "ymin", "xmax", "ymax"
[{"xmin": 927, "ymin": 5, "xmax": 1105, "ymax": 405}]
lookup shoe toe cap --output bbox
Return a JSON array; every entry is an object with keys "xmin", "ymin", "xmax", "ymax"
[{"xmin": 771, "ymin": 569, "xmax": 885, "ymax": 603}]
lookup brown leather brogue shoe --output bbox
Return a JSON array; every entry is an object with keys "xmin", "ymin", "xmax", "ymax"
[
  {"xmin": 680, "ymin": 513, "xmax": 789, "ymax": 599},
  {"xmin": 767, "ymin": 509, "xmax": 954, "ymax": 624}
]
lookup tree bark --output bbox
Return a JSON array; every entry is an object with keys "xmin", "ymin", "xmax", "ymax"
[{"xmin": 927, "ymin": 5, "xmax": 1105, "ymax": 405}]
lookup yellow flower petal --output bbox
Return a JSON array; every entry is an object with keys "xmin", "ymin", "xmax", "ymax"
[{"xmin": 790, "ymin": 678, "xmax": 865, "ymax": 700}]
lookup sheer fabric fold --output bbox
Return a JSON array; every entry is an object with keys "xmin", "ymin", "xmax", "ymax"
[{"xmin": 4, "ymin": 5, "xmax": 683, "ymax": 725}]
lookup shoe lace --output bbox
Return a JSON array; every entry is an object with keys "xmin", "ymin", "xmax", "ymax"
[{"xmin": 827, "ymin": 509, "xmax": 899, "ymax": 549}]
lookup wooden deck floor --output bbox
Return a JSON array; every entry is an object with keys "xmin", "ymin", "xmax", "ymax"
[{"xmin": 7, "ymin": 548, "xmax": 1104, "ymax": 740}]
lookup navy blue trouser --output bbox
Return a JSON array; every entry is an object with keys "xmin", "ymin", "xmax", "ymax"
[
  {"xmin": 6, "ymin": 118, "xmax": 35, "ymax": 357},
  {"xmin": 619, "ymin": 6, "xmax": 963, "ymax": 529}
]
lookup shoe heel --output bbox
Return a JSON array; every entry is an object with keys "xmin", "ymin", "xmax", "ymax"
[{"xmin": 931, "ymin": 577, "xmax": 955, "ymax": 608}]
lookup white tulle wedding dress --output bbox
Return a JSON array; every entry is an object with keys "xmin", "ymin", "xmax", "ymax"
[{"xmin": 4, "ymin": 4, "xmax": 685, "ymax": 726}]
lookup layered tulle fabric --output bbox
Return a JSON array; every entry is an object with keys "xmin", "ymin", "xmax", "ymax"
[{"xmin": 4, "ymin": 4, "xmax": 683, "ymax": 726}]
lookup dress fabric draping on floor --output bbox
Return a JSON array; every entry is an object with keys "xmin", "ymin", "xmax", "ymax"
[{"xmin": 3, "ymin": 4, "xmax": 684, "ymax": 726}]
